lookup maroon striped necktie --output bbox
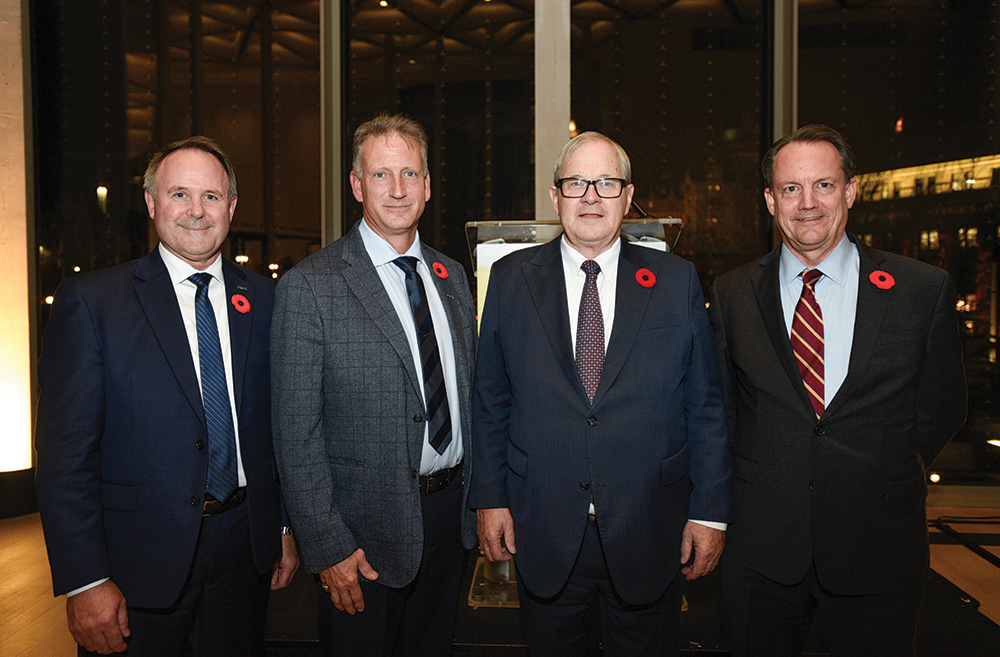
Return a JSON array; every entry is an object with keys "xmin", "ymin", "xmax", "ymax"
[{"xmin": 791, "ymin": 268, "xmax": 825, "ymax": 419}]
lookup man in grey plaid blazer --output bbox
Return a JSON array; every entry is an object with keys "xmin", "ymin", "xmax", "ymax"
[{"xmin": 271, "ymin": 114, "xmax": 477, "ymax": 656}]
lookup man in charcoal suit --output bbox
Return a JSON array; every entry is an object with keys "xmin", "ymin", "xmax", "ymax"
[
  {"xmin": 710, "ymin": 124, "xmax": 967, "ymax": 656},
  {"xmin": 271, "ymin": 114, "xmax": 477, "ymax": 656}
]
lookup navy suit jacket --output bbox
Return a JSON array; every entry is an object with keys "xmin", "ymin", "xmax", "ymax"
[
  {"xmin": 710, "ymin": 236, "xmax": 967, "ymax": 594},
  {"xmin": 35, "ymin": 249, "xmax": 283, "ymax": 608},
  {"xmin": 469, "ymin": 237, "xmax": 731, "ymax": 605}
]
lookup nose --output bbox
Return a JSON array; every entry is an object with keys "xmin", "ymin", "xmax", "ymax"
[
  {"xmin": 582, "ymin": 182, "xmax": 601, "ymax": 203},
  {"xmin": 389, "ymin": 174, "xmax": 406, "ymax": 197},
  {"xmin": 798, "ymin": 187, "xmax": 817, "ymax": 209},
  {"xmin": 189, "ymin": 197, "xmax": 205, "ymax": 217}
]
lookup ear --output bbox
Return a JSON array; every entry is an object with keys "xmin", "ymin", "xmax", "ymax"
[
  {"xmin": 144, "ymin": 189, "xmax": 155, "ymax": 220},
  {"xmin": 763, "ymin": 188, "xmax": 776, "ymax": 216},
  {"xmin": 350, "ymin": 170, "xmax": 364, "ymax": 203},
  {"xmin": 624, "ymin": 183, "xmax": 635, "ymax": 209},
  {"xmin": 845, "ymin": 177, "xmax": 858, "ymax": 209},
  {"xmin": 549, "ymin": 186, "xmax": 560, "ymax": 218},
  {"xmin": 227, "ymin": 195, "xmax": 238, "ymax": 224},
  {"xmin": 423, "ymin": 171, "xmax": 431, "ymax": 203}
]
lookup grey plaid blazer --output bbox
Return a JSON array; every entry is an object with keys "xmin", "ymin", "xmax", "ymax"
[{"xmin": 271, "ymin": 221, "xmax": 477, "ymax": 585}]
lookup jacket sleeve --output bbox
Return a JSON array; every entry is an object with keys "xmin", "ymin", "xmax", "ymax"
[
  {"xmin": 917, "ymin": 271, "xmax": 968, "ymax": 466},
  {"xmin": 270, "ymin": 267, "xmax": 358, "ymax": 574},
  {"xmin": 681, "ymin": 262, "xmax": 732, "ymax": 523},
  {"xmin": 34, "ymin": 278, "xmax": 112, "ymax": 596},
  {"xmin": 467, "ymin": 264, "xmax": 512, "ymax": 510}
]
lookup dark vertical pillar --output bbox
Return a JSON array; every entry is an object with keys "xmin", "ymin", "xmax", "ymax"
[
  {"xmin": 260, "ymin": 2, "xmax": 274, "ymax": 266},
  {"xmin": 189, "ymin": 0, "xmax": 202, "ymax": 135}
]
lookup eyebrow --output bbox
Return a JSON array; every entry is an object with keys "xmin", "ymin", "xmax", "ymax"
[{"xmin": 166, "ymin": 185, "xmax": 224, "ymax": 197}]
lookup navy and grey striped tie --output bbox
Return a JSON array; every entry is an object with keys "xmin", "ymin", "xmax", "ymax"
[
  {"xmin": 393, "ymin": 257, "xmax": 452, "ymax": 454},
  {"xmin": 189, "ymin": 273, "xmax": 238, "ymax": 501}
]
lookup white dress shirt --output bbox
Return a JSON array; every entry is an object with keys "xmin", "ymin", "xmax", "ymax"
[
  {"xmin": 559, "ymin": 236, "xmax": 723, "ymax": 530},
  {"xmin": 779, "ymin": 235, "xmax": 860, "ymax": 407},
  {"xmin": 359, "ymin": 219, "xmax": 464, "ymax": 476}
]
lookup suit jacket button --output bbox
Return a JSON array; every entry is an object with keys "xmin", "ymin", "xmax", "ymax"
[
  {"xmin": 411, "ymin": 469, "xmax": 418, "ymax": 479},
  {"xmin": 809, "ymin": 481, "xmax": 814, "ymax": 490},
  {"xmin": 190, "ymin": 495, "xmax": 200, "ymax": 505},
  {"xmin": 587, "ymin": 416, "xmax": 598, "ymax": 427},
  {"xmin": 195, "ymin": 439, "xmax": 206, "ymax": 449},
  {"xmin": 580, "ymin": 481, "xmax": 590, "ymax": 491},
  {"xmin": 814, "ymin": 426, "xmax": 826, "ymax": 436},
  {"xmin": 414, "ymin": 414, "xmax": 423, "ymax": 423}
]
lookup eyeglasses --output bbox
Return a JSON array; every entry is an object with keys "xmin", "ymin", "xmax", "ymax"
[{"xmin": 555, "ymin": 178, "xmax": 627, "ymax": 199}]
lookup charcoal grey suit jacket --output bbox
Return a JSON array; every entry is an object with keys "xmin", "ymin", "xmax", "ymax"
[
  {"xmin": 271, "ymin": 221, "xmax": 477, "ymax": 585},
  {"xmin": 710, "ymin": 235, "xmax": 967, "ymax": 595}
]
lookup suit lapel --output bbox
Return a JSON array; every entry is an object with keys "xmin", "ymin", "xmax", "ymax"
[
  {"xmin": 753, "ymin": 248, "xmax": 816, "ymax": 415},
  {"xmin": 341, "ymin": 223, "xmax": 423, "ymax": 401},
  {"xmin": 423, "ymin": 245, "xmax": 476, "ymax": 430},
  {"xmin": 223, "ymin": 260, "xmax": 251, "ymax": 414},
  {"xmin": 134, "ymin": 250, "xmax": 205, "ymax": 424},
  {"xmin": 592, "ymin": 241, "xmax": 655, "ymax": 407},
  {"xmin": 824, "ymin": 238, "xmax": 890, "ymax": 418},
  {"xmin": 522, "ymin": 239, "xmax": 588, "ymax": 404}
]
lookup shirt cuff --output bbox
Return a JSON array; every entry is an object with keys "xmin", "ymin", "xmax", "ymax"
[
  {"xmin": 66, "ymin": 577, "xmax": 109, "ymax": 597},
  {"xmin": 689, "ymin": 519, "xmax": 727, "ymax": 531}
]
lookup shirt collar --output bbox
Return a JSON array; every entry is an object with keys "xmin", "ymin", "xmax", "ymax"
[
  {"xmin": 359, "ymin": 217, "xmax": 424, "ymax": 266},
  {"xmin": 779, "ymin": 234, "xmax": 854, "ymax": 289},
  {"xmin": 159, "ymin": 243, "xmax": 226, "ymax": 288},
  {"xmin": 560, "ymin": 234, "xmax": 622, "ymax": 277}
]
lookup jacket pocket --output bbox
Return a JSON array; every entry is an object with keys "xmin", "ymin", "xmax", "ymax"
[
  {"xmin": 661, "ymin": 445, "xmax": 690, "ymax": 485},
  {"xmin": 102, "ymin": 481, "xmax": 138, "ymax": 511},
  {"xmin": 507, "ymin": 443, "xmax": 528, "ymax": 479},
  {"xmin": 732, "ymin": 454, "xmax": 759, "ymax": 485},
  {"xmin": 886, "ymin": 473, "xmax": 927, "ymax": 503}
]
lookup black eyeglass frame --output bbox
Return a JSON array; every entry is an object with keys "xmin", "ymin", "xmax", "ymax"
[{"xmin": 554, "ymin": 177, "xmax": 628, "ymax": 199}]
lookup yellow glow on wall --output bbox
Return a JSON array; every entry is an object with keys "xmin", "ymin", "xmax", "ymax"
[{"xmin": 0, "ymin": 0, "xmax": 34, "ymax": 472}]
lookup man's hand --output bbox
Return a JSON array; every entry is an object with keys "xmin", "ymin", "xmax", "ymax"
[
  {"xmin": 680, "ymin": 521, "xmax": 725, "ymax": 580},
  {"xmin": 476, "ymin": 507, "xmax": 516, "ymax": 562},
  {"xmin": 66, "ymin": 580, "xmax": 130, "ymax": 654},
  {"xmin": 318, "ymin": 548, "xmax": 379, "ymax": 614},
  {"xmin": 270, "ymin": 534, "xmax": 300, "ymax": 590}
]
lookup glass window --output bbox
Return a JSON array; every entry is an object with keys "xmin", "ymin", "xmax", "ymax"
[
  {"xmin": 347, "ymin": 0, "xmax": 535, "ymax": 271},
  {"xmin": 800, "ymin": 1, "xmax": 1000, "ymax": 485},
  {"xmin": 570, "ymin": 1, "xmax": 767, "ymax": 292}
]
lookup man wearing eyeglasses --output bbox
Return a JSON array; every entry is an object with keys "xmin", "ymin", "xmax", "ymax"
[{"xmin": 469, "ymin": 131, "xmax": 731, "ymax": 656}]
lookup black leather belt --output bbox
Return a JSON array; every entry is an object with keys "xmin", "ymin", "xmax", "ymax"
[
  {"xmin": 418, "ymin": 462, "xmax": 462, "ymax": 495},
  {"xmin": 203, "ymin": 487, "xmax": 247, "ymax": 516}
]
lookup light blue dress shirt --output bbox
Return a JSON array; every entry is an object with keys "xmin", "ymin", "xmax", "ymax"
[
  {"xmin": 779, "ymin": 235, "xmax": 860, "ymax": 408},
  {"xmin": 359, "ymin": 218, "xmax": 464, "ymax": 476}
]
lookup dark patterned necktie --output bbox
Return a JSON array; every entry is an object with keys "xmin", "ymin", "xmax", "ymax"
[
  {"xmin": 576, "ymin": 260, "xmax": 604, "ymax": 404},
  {"xmin": 393, "ymin": 257, "xmax": 452, "ymax": 454},
  {"xmin": 791, "ymin": 268, "xmax": 825, "ymax": 419},
  {"xmin": 189, "ymin": 273, "xmax": 238, "ymax": 501}
]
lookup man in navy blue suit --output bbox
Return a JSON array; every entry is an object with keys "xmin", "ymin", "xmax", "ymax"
[
  {"xmin": 35, "ymin": 136, "xmax": 298, "ymax": 656},
  {"xmin": 470, "ymin": 132, "xmax": 732, "ymax": 656}
]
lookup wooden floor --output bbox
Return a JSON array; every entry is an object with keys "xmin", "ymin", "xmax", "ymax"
[
  {"xmin": 0, "ymin": 513, "xmax": 78, "ymax": 657},
  {"xmin": 3, "ymin": 504, "xmax": 999, "ymax": 656}
]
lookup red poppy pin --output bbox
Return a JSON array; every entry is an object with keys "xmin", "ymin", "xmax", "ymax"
[
  {"xmin": 231, "ymin": 293, "xmax": 251, "ymax": 313},
  {"xmin": 635, "ymin": 268, "xmax": 656, "ymax": 288},
  {"xmin": 869, "ymin": 270, "xmax": 895, "ymax": 290},
  {"xmin": 432, "ymin": 262, "xmax": 449, "ymax": 279}
]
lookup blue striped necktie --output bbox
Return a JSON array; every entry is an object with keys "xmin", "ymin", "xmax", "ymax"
[
  {"xmin": 393, "ymin": 257, "xmax": 452, "ymax": 454},
  {"xmin": 189, "ymin": 273, "xmax": 238, "ymax": 501}
]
